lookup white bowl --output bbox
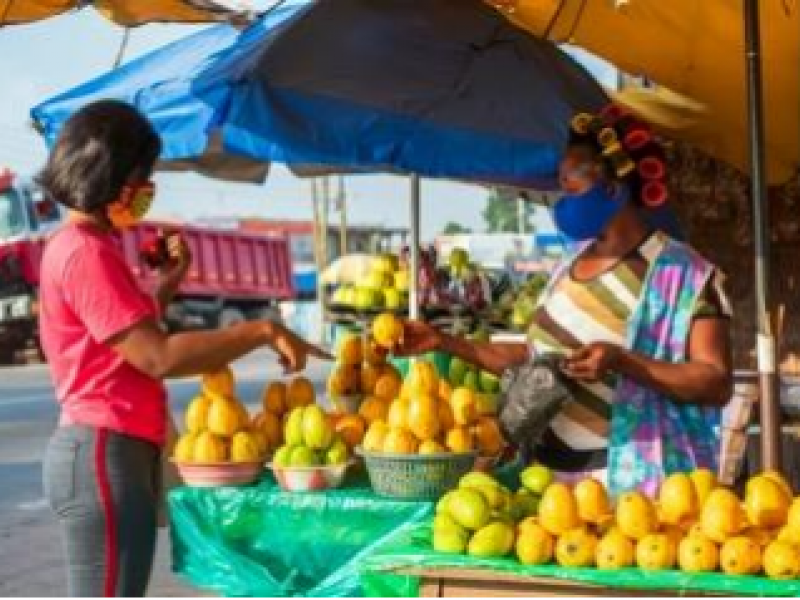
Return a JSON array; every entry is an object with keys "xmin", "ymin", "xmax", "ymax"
[{"xmin": 269, "ymin": 461, "xmax": 353, "ymax": 492}]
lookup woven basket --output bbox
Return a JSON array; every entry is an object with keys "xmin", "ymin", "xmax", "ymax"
[{"xmin": 357, "ymin": 448, "xmax": 478, "ymax": 500}]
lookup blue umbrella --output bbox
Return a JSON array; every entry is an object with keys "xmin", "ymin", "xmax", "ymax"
[{"xmin": 31, "ymin": 0, "xmax": 608, "ymax": 188}]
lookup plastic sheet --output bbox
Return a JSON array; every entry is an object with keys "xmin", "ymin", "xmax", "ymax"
[
  {"xmin": 362, "ymin": 526, "xmax": 800, "ymax": 597},
  {"xmin": 169, "ymin": 471, "xmax": 432, "ymax": 597}
]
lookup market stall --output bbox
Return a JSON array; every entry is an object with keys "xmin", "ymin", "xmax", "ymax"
[{"xmin": 28, "ymin": 1, "xmax": 800, "ymax": 599}]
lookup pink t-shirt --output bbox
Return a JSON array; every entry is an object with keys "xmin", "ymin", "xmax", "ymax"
[{"xmin": 39, "ymin": 222, "xmax": 167, "ymax": 446}]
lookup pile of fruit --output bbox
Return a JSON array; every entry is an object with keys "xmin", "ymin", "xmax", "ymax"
[
  {"xmin": 331, "ymin": 253, "xmax": 409, "ymax": 311},
  {"xmin": 432, "ymin": 466, "xmax": 800, "ymax": 581},
  {"xmin": 272, "ymin": 404, "xmax": 350, "ymax": 468},
  {"xmin": 173, "ymin": 367, "xmax": 267, "ymax": 463},
  {"xmin": 172, "ymin": 366, "xmax": 321, "ymax": 464},
  {"xmin": 446, "ymin": 329, "xmax": 500, "ymax": 412},
  {"xmin": 326, "ymin": 331, "xmax": 403, "ymax": 404},
  {"xmin": 487, "ymin": 273, "xmax": 549, "ymax": 331}
]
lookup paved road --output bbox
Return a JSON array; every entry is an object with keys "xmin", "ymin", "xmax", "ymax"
[{"xmin": 0, "ymin": 352, "xmax": 330, "ymax": 596}]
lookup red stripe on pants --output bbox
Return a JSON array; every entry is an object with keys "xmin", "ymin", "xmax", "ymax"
[{"xmin": 94, "ymin": 429, "xmax": 118, "ymax": 597}]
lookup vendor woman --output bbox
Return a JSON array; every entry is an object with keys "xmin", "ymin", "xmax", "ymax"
[
  {"xmin": 398, "ymin": 106, "xmax": 733, "ymax": 494},
  {"xmin": 38, "ymin": 100, "xmax": 329, "ymax": 597}
]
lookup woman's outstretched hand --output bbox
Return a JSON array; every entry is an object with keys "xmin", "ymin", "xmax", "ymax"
[
  {"xmin": 271, "ymin": 325, "xmax": 332, "ymax": 373},
  {"xmin": 392, "ymin": 319, "xmax": 443, "ymax": 357}
]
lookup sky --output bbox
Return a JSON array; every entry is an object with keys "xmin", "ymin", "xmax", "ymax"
[{"xmin": 0, "ymin": 9, "xmax": 618, "ymax": 240}]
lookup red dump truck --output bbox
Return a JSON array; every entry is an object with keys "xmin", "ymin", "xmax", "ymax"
[{"xmin": 0, "ymin": 170, "xmax": 295, "ymax": 363}]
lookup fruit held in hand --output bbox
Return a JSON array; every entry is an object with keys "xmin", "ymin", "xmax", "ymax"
[{"xmin": 371, "ymin": 313, "xmax": 404, "ymax": 349}]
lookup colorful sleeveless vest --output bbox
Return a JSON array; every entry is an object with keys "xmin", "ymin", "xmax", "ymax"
[{"xmin": 541, "ymin": 233, "xmax": 721, "ymax": 496}]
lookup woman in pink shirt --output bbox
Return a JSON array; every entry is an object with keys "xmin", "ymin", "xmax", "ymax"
[{"xmin": 38, "ymin": 100, "xmax": 329, "ymax": 597}]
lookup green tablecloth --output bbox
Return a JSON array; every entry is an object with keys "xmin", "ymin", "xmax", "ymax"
[
  {"xmin": 361, "ymin": 526, "xmax": 800, "ymax": 597},
  {"xmin": 169, "ymin": 471, "xmax": 432, "ymax": 597}
]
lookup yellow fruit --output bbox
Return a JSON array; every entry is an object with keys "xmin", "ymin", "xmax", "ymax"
[
  {"xmin": 636, "ymin": 533, "xmax": 677, "ymax": 571},
  {"xmin": 701, "ymin": 488, "xmax": 746, "ymax": 543},
  {"xmin": 363, "ymin": 336, "xmax": 388, "ymax": 365},
  {"xmin": 539, "ymin": 483, "xmax": 581, "ymax": 536},
  {"xmin": 678, "ymin": 534, "xmax": 719, "ymax": 573},
  {"xmin": 595, "ymin": 529, "xmax": 635, "ymax": 570},
  {"xmin": 438, "ymin": 398, "xmax": 455, "ymax": 430},
  {"xmin": 445, "ymin": 426, "xmax": 475, "ymax": 453},
  {"xmin": 334, "ymin": 414, "xmax": 367, "ymax": 448},
  {"xmin": 515, "ymin": 521, "xmax": 554, "ymax": 566},
  {"xmin": 371, "ymin": 313, "xmax": 404, "ymax": 349},
  {"xmin": 387, "ymin": 398, "xmax": 410, "ymax": 429},
  {"xmin": 720, "ymin": 536, "xmax": 762, "ymax": 575},
  {"xmin": 616, "ymin": 491, "xmax": 658, "ymax": 541},
  {"xmin": 555, "ymin": 528, "xmax": 598, "ymax": 568},
  {"xmin": 406, "ymin": 360, "xmax": 439, "ymax": 395},
  {"xmin": 360, "ymin": 363, "xmax": 382, "ymax": 396},
  {"xmin": 468, "ymin": 521, "xmax": 516, "ymax": 558},
  {"xmin": 777, "ymin": 525, "xmax": 800, "ymax": 545},
  {"xmin": 248, "ymin": 429, "xmax": 269, "ymax": 456},
  {"xmin": 252, "ymin": 410, "xmax": 283, "ymax": 449},
  {"xmin": 407, "ymin": 392, "xmax": 441, "ymax": 441},
  {"xmin": 764, "ymin": 540, "xmax": 800, "ymax": 580},
  {"xmin": 690, "ymin": 468, "xmax": 717, "ymax": 505},
  {"xmin": 574, "ymin": 478, "xmax": 612, "ymax": 524},
  {"xmin": 185, "ymin": 394, "xmax": 212, "ymax": 433},
  {"xmin": 327, "ymin": 364, "xmax": 361, "ymax": 398},
  {"xmin": 230, "ymin": 431, "xmax": 262, "ymax": 462},
  {"xmin": 262, "ymin": 382, "xmax": 287, "ymax": 415},
  {"xmin": 192, "ymin": 431, "xmax": 227, "ymax": 462},
  {"xmin": 287, "ymin": 377, "xmax": 315, "ymax": 409},
  {"xmin": 473, "ymin": 417, "xmax": 504, "ymax": 457},
  {"xmin": 235, "ymin": 402, "xmax": 250, "ymax": 431},
  {"xmin": 419, "ymin": 439, "xmax": 447, "ymax": 455},
  {"xmin": 337, "ymin": 333, "xmax": 363, "ymax": 365},
  {"xmin": 438, "ymin": 379, "xmax": 453, "ymax": 402},
  {"xmin": 302, "ymin": 405, "xmax": 334, "ymax": 450},
  {"xmin": 173, "ymin": 433, "xmax": 197, "ymax": 462},
  {"xmin": 448, "ymin": 488, "xmax": 491, "ymax": 531},
  {"xmin": 450, "ymin": 387, "xmax": 478, "ymax": 426},
  {"xmin": 363, "ymin": 420, "xmax": 389, "ymax": 452},
  {"xmin": 787, "ymin": 497, "xmax": 800, "ymax": 530},
  {"xmin": 207, "ymin": 395, "xmax": 243, "ymax": 437},
  {"xmin": 746, "ymin": 527, "xmax": 778, "ymax": 548},
  {"xmin": 202, "ymin": 367, "xmax": 235, "ymax": 398},
  {"xmin": 382, "ymin": 427, "xmax": 419, "ymax": 454},
  {"xmin": 374, "ymin": 370, "xmax": 402, "ymax": 401},
  {"xmin": 760, "ymin": 471, "xmax": 794, "ymax": 501},
  {"xmin": 359, "ymin": 396, "xmax": 391, "ymax": 424},
  {"xmin": 659, "ymin": 472, "xmax": 699, "ymax": 526},
  {"xmin": 745, "ymin": 475, "xmax": 791, "ymax": 529}
]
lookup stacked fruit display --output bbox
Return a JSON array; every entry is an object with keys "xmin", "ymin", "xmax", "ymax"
[
  {"xmin": 173, "ymin": 367, "xmax": 268, "ymax": 464},
  {"xmin": 271, "ymin": 404, "xmax": 350, "ymax": 468},
  {"xmin": 331, "ymin": 253, "xmax": 409, "ymax": 312},
  {"xmin": 249, "ymin": 377, "xmax": 317, "ymax": 456},
  {"xmin": 432, "ymin": 466, "xmax": 800, "ymax": 581},
  {"xmin": 489, "ymin": 273, "xmax": 549, "ymax": 332},
  {"xmin": 327, "ymin": 332, "xmax": 402, "ymax": 404}
]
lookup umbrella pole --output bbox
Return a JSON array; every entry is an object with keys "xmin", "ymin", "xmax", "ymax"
[
  {"xmin": 744, "ymin": 0, "xmax": 782, "ymax": 471},
  {"xmin": 409, "ymin": 174, "xmax": 421, "ymax": 321}
]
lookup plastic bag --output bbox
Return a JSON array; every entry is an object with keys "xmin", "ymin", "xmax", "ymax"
[{"xmin": 169, "ymin": 471, "xmax": 432, "ymax": 597}]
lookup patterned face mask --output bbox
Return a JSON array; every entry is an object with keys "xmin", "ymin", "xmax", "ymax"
[{"xmin": 107, "ymin": 182, "xmax": 155, "ymax": 229}]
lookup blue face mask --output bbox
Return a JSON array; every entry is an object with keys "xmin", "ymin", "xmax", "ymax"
[{"xmin": 553, "ymin": 184, "xmax": 627, "ymax": 241}]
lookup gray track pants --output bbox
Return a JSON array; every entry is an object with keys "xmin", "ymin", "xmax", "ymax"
[{"xmin": 43, "ymin": 426, "xmax": 161, "ymax": 597}]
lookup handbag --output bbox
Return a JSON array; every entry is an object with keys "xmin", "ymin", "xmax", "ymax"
[{"xmin": 498, "ymin": 354, "xmax": 577, "ymax": 452}]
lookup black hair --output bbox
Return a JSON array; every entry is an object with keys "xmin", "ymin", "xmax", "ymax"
[{"xmin": 37, "ymin": 100, "xmax": 162, "ymax": 214}]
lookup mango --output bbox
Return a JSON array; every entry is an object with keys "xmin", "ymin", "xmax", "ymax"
[
  {"xmin": 720, "ymin": 536, "xmax": 762, "ymax": 575},
  {"xmin": 659, "ymin": 472, "xmax": 699, "ymax": 525},
  {"xmin": 701, "ymin": 488, "xmax": 746, "ymax": 543},
  {"xmin": 450, "ymin": 387, "xmax": 478, "ymax": 426},
  {"xmin": 690, "ymin": 468, "xmax": 717, "ymax": 505},
  {"xmin": 615, "ymin": 490, "xmax": 658, "ymax": 541},
  {"xmin": 185, "ymin": 395, "xmax": 211, "ymax": 433},
  {"xmin": 371, "ymin": 313, "xmax": 404, "ymax": 349},
  {"xmin": 262, "ymin": 381, "xmax": 287, "ymax": 414},
  {"xmin": 230, "ymin": 431, "xmax": 262, "ymax": 462},
  {"xmin": 539, "ymin": 483, "xmax": 581, "ymax": 536},
  {"xmin": 325, "ymin": 436, "xmax": 349, "ymax": 465},
  {"xmin": 467, "ymin": 521, "xmax": 515, "ymax": 558},
  {"xmin": 418, "ymin": 439, "xmax": 446, "ymax": 455},
  {"xmin": 595, "ymin": 529, "xmax": 635, "ymax": 570},
  {"xmin": 574, "ymin": 478, "xmax": 611, "ymax": 524},
  {"xmin": 448, "ymin": 488, "xmax": 491, "ymax": 531},
  {"xmin": 273, "ymin": 444, "xmax": 294, "ymax": 467},
  {"xmin": 763, "ymin": 540, "xmax": 800, "ymax": 580},
  {"xmin": 287, "ymin": 377, "xmax": 315, "ymax": 409},
  {"xmin": 745, "ymin": 475, "xmax": 791, "ymax": 529},
  {"xmin": 520, "ymin": 463, "xmax": 553, "ymax": 495},
  {"xmin": 362, "ymin": 420, "xmax": 389, "ymax": 452},
  {"xmin": 433, "ymin": 524, "xmax": 469, "ymax": 554},
  {"xmin": 193, "ymin": 431, "xmax": 227, "ymax": 463},
  {"xmin": 635, "ymin": 533, "xmax": 677, "ymax": 570},
  {"xmin": 407, "ymin": 392, "xmax": 441, "ymax": 441},
  {"xmin": 515, "ymin": 520, "xmax": 554, "ymax": 565},
  {"xmin": 382, "ymin": 427, "xmax": 418, "ymax": 454},
  {"xmin": 173, "ymin": 433, "xmax": 197, "ymax": 462},
  {"xmin": 302, "ymin": 405, "xmax": 334, "ymax": 450},
  {"xmin": 206, "ymin": 396, "xmax": 243, "ymax": 437},
  {"xmin": 556, "ymin": 528, "xmax": 598, "ymax": 568},
  {"xmin": 337, "ymin": 333, "xmax": 363, "ymax": 366},
  {"xmin": 289, "ymin": 445, "xmax": 319, "ymax": 467},
  {"xmin": 202, "ymin": 367, "xmax": 236, "ymax": 398},
  {"xmin": 284, "ymin": 407, "xmax": 305, "ymax": 447},
  {"xmin": 678, "ymin": 534, "xmax": 719, "ymax": 573}
]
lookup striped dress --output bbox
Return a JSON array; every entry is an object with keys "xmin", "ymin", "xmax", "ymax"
[{"xmin": 527, "ymin": 233, "xmax": 731, "ymax": 473}]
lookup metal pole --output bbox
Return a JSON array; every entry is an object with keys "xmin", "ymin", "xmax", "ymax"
[
  {"xmin": 744, "ymin": 0, "xmax": 781, "ymax": 471},
  {"xmin": 338, "ymin": 176, "xmax": 348, "ymax": 257},
  {"xmin": 409, "ymin": 174, "xmax": 421, "ymax": 321}
]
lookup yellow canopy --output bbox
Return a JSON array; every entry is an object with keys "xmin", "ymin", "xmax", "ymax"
[
  {"xmin": 487, "ymin": 0, "xmax": 799, "ymax": 185},
  {"xmin": 0, "ymin": 0, "xmax": 219, "ymax": 26}
]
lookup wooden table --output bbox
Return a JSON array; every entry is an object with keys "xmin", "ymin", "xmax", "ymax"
[{"xmin": 399, "ymin": 567, "xmax": 722, "ymax": 598}]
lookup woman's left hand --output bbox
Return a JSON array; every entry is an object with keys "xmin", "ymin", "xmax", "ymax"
[
  {"xmin": 161, "ymin": 232, "xmax": 192, "ymax": 282},
  {"xmin": 561, "ymin": 341, "xmax": 623, "ymax": 382}
]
